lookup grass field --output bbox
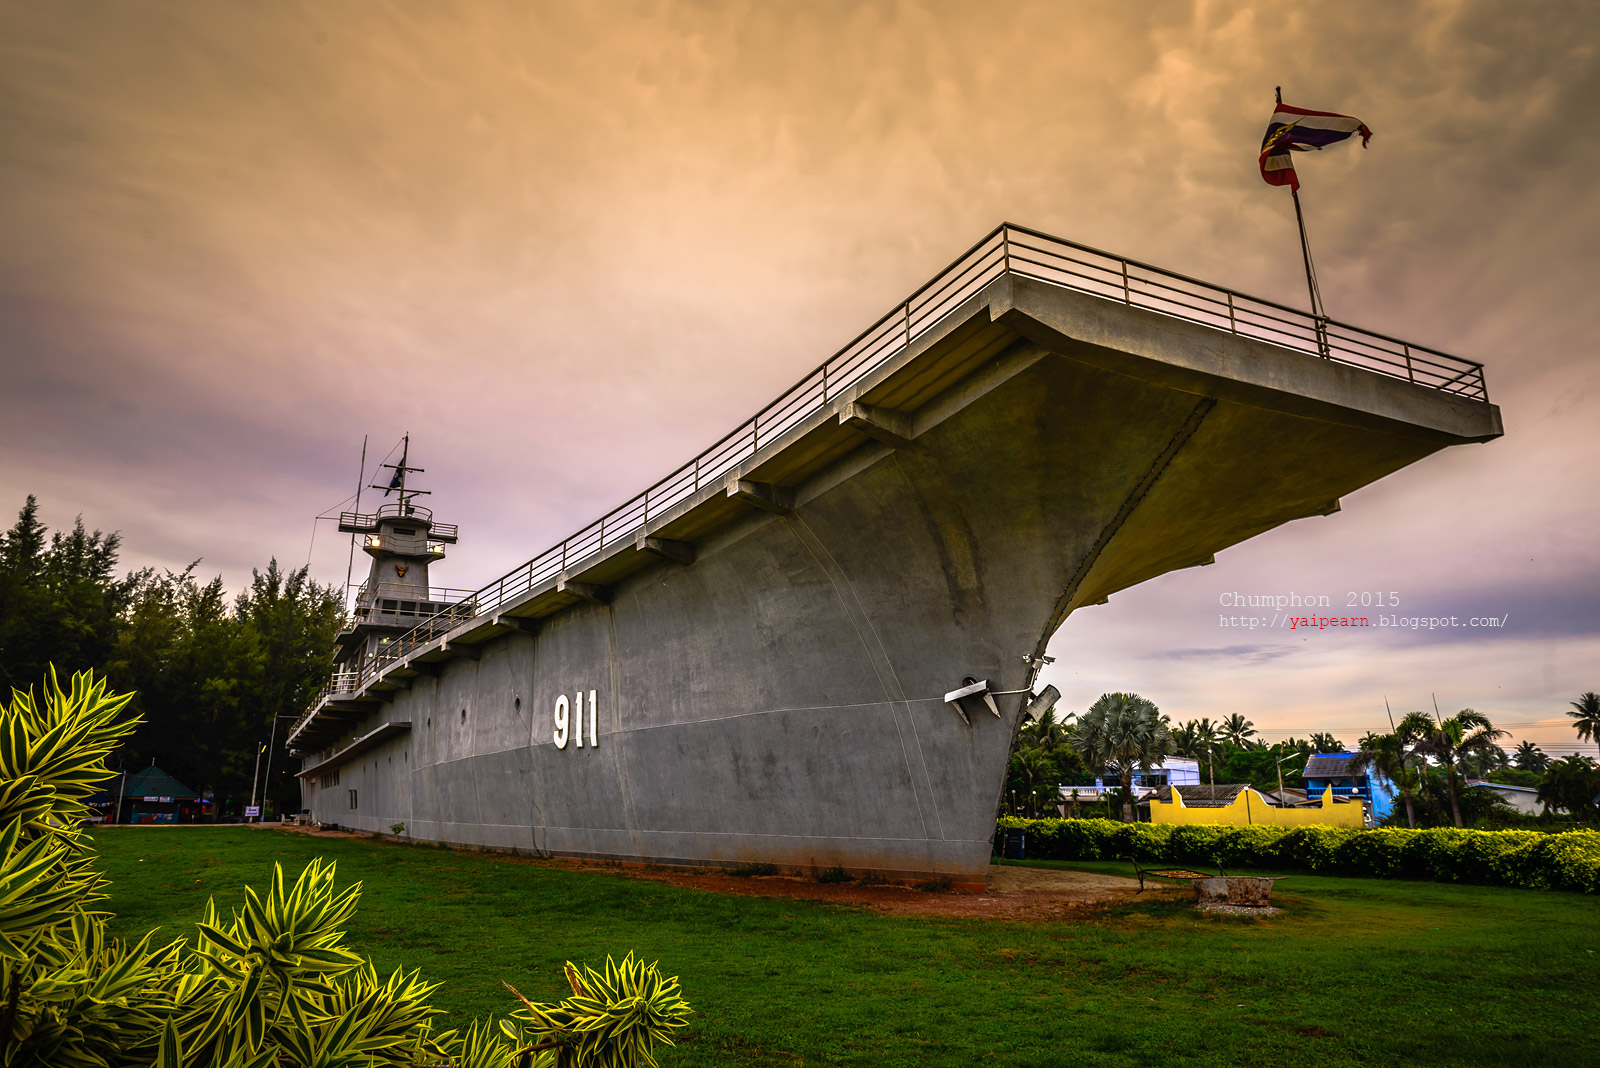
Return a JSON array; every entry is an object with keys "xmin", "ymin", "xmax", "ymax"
[{"xmin": 90, "ymin": 827, "xmax": 1599, "ymax": 1068}]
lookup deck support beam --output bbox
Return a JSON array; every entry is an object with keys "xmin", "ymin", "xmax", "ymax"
[
  {"xmin": 558, "ymin": 577, "xmax": 614, "ymax": 605},
  {"xmin": 636, "ymin": 535, "xmax": 697, "ymax": 565},
  {"xmin": 726, "ymin": 479, "xmax": 794, "ymax": 515},
  {"xmin": 839, "ymin": 401, "xmax": 917, "ymax": 449}
]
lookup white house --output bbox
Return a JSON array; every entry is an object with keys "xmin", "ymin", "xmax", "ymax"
[
  {"xmin": 1467, "ymin": 779, "xmax": 1543, "ymax": 816},
  {"xmin": 1060, "ymin": 757, "xmax": 1203, "ymax": 801}
]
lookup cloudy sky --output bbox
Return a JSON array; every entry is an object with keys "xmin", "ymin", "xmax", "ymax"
[{"xmin": 3, "ymin": 1, "xmax": 1595, "ymax": 753}]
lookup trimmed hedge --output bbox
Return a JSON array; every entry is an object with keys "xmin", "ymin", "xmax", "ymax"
[{"xmin": 995, "ymin": 817, "xmax": 1600, "ymax": 894}]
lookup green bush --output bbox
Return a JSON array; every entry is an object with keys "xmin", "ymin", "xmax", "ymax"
[
  {"xmin": 0, "ymin": 669, "xmax": 692, "ymax": 1067},
  {"xmin": 995, "ymin": 816, "xmax": 1600, "ymax": 894},
  {"xmin": 1273, "ymin": 826, "xmax": 1358, "ymax": 873},
  {"xmin": 1214, "ymin": 826, "xmax": 1283, "ymax": 868}
]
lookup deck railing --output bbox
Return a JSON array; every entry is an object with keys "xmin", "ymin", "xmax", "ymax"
[{"xmin": 294, "ymin": 223, "xmax": 1490, "ymax": 737}]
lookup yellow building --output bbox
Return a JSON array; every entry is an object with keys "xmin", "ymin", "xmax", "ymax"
[{"xmin": 1147, "ymin": 783, "xmax": 1364, "ymax": 828}]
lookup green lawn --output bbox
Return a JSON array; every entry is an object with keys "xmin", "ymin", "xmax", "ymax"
[{"xmin": 89, "ymin": 827, "xmax": 1599, "ymax": 1068}]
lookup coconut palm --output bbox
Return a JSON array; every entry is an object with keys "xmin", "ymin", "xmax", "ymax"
[
  {"xmin": 1017, "ymin": 705, "xmax": 1072, "ymax": 754},
  {"xmin": 1461, "ymin": 744, "xmax": 1511, "ymax": 777},
  {"xmin": 1070, "ymin": 692, "xmax": 1170, "ymax": 823},
  {"xmin": 1537, "ymin": 754, "xmax": 1600, "ymax": 821},
  {"xmin": 1309, "ymin": 731, "xmax": 1347, "ymax": 753},
  {"xmin": 1168, "ymin": 720, "xmax": 1203, "ymax": 759},
  {"xmin": 1010, "ymin": 748, "xmax": 1056, "ymax": 817},
  {"xmin": 1192, "ymin": 717, "xmax": 1222, "ymax": 785},
  {"xmin": 1411, "ymin": 708, "xmax": 1510, "ymax": 828},
  {"xmin": 1350, "ymin": 716, "xmax": 1430, "ymax": 829},
  {"xmin": 1568, "ymin": 692, "xmax": 1600, "ymax": 748},
  {"xmin": 1513, "ymin": 740, "xmax": 1549, "ymax": 773},
  {"xmin": 1221, "ymin": 713, "xmax": 1257, "ymax": 748}
]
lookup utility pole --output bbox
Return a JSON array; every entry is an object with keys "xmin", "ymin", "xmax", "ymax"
[{"xmin": 113, "ymin": 766, "xmax": 127, "ymax": 826}]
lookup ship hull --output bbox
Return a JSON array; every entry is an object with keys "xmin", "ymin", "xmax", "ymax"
[{"xmin": 297, "ymin": 270, "xmax": 1500, "ymax": 887}]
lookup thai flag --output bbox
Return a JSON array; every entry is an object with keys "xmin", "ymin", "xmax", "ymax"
[{"xmin": 1260, "ymin": 103, "xmax": 1373, "ymax": 191}]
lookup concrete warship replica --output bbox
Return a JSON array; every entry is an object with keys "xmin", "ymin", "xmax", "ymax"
[{"xmin": 289, "ymin": 224, "xmax": 1500, "ymax": 887}]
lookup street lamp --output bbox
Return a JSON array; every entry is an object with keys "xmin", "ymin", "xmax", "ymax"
[{"xmin": 1276, "ymin": 753, "xmax": 1305, "ymax": 806}]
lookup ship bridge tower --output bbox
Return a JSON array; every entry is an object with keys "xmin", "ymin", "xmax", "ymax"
[{"xmin": 333, "ymin": 437, "xmax": 464, "ymax": 674}]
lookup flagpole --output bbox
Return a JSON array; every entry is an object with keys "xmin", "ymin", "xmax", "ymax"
[
  {"xmin": 1290, "ymin": 188, "xmax": 1323, "ymax": 319},
  {"xmin": 1277, "ymin": 86, "xmax": 1328, "ymax": 351}
]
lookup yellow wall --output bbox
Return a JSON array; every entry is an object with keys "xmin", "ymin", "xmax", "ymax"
[{"xmin": 1148, "ymin": 785, "xmax": 1364, "ymax": 828}]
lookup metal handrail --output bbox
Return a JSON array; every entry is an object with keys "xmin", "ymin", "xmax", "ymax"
[
  {"xmin": 350, "ymin": 581, "xmax": 480, "ymax": 605},
  {"xmin": 343, "ymin": 502, "xmax": 434, "ymax": 524},
  {"xmin": 292, "ymin": 223, "xmax": 1490, "ymax": 739}
]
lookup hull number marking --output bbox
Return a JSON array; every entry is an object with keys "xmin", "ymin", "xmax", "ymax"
[{"xmin": 554, "ymin": 689, "xmax": 598, "ymax": 750}]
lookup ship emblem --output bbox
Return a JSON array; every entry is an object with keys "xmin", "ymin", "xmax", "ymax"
[{"xmin": 394, "ymin": 564, "xmax": 409, "ymax": 578}]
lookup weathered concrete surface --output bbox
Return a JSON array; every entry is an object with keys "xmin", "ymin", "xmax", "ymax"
[
  {"xmin": 1194, "ymin": 876, "xmax": 1277, "ymax": 907},
  {"xmin": 297, "ymin": 275, "xmax": 1500, "ymax": 887}
]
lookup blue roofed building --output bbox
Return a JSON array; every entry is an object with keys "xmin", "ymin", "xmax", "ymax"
[{"xmin": 1302, "ymin": 753, "xmax": 1396, "ymax": 821}]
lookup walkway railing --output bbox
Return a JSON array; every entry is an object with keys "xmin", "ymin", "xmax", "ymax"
[{"xmin": 295, "ymin": 223, "xmax": 1490, "ymax": 735}]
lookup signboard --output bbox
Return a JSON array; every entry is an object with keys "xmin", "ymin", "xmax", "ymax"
[{"xmin": 244, "ymin": 806, "xmax": 260, "ymax": 817}]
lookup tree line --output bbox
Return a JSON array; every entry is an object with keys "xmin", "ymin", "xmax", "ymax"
[
  {"xmin": 1006, "ymin": 691, "xmax": 1600, "ymax": 828},
  {"xmin": 0, "ymin": 495, "xmax": 345, "ymax": 816}
]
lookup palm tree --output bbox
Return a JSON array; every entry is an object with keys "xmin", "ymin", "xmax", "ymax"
[
  {"xmin": 1513, "ymin": 740, "xmax": 1549, "ymax": 773},
  {"xmin": 1309, "ymin": 731, "xmax": 1347, "ymax": 753},
  {"xmin": 1008, "ymin": 706, "xmax": 1078, "ymax": 816},
  {"xmin": 1012, "ymin": 748, "xmax": 1055, "ymax": 817},
  {"xmin": 1168, "ymin": 721, "xmax": 1201, "ymax": 759},
  {"xmin": 1568, "ymin": 692, "xmax": 1600, "ymax": 749},
  {"xmin": 1017, "ymin": 705, "xmax": 1072, "ymax": 754},
  {"xmin": 1221, "ymin": 713, "xmax": 1256, "ymax": 748},
  {"xmin": 1193, "ymin": 717, "xmax": 1221, "ymax": 786},
  {"xmin": 1537, "ymin": 754, "xmax": 1600, "ymax": 821},
  {"xmin": 1350, "ymin": 717, "xmax": 1430, "ymax": 829},
  {"xmin": 1462, "ymin": 744, "xmax": 1511, "ymax": 778},
  {"xmin": 1070, "ymin": 692, "xmax": 1171, "ymax": 823},
  {"xmin": 1411, "ymin": 708, "xmax": 1509, "ymax": 828}
]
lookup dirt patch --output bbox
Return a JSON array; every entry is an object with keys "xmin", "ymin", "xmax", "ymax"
[
  {"xmin": 987, "ymin": 865, "xmax": 1142, "ymax": 895},
  {"xmin": 266, "ymin": 825, "xmax": 1161, "ymax": 921},
  {"xmin": 539, "ymin": 861, "xmax": 1155, "ymax": 921},
  {"xmin": 266, "ymin": 822, "xmax": 371, "ymax": 840}
]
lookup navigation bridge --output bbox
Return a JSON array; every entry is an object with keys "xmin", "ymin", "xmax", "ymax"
[{"xmin": 289, "ymin": 223, "xmax": 1498, "ymax": 885}]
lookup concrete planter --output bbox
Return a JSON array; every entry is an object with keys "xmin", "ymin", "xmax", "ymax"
[{"xmin": 1194, "ymin": 876, "xmax": 1275, "ymax": 907}]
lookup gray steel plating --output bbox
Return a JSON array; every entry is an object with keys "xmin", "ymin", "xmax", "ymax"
[{"xmin": 293, "ymin": 232, "xmax": 1499, "ymax": 888}]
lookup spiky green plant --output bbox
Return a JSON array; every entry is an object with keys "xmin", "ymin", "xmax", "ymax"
[
  {"xmin": 501, "ymin": 955, "xmax": 692, "ymax": 1068},
  {"xmin": 0, "ymin": 669, "xmax": 692, "ymax": 1068}
]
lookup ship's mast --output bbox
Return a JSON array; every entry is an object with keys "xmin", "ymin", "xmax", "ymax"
[
  {"xmin": 343, "ymin": 435, "xmax": 368, "ymax": 615},
  {"xmin": 373, "ymin": 432, "xmax": 431, "ymax": 517}
]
